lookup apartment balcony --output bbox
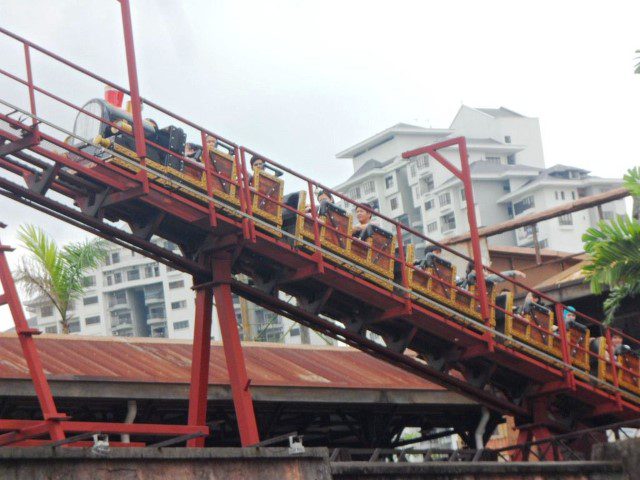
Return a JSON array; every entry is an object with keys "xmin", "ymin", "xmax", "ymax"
[
  {"xmin": 108, "ymin": 299, "xmax": 130, "ymax": 310},
  {"xmin": 146, "ymin": 316, "xmax": 167, "ymax": 327},
  {"xmin": 144, "ymin": 291, "xmax": 164, "ymax": 305}
]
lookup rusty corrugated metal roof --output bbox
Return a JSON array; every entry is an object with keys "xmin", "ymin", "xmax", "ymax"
[{"xmin": 0, "ymin": 334, "xmax": 445, "ymax": 391}]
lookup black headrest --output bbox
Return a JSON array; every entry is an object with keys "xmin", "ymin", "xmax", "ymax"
[
  {"xmin": 531, "ymin": 302, "xmax": 551, "ymax": 315},
  {"xmin": 565, "ymin": 320, "xmax": 587, "ymax": 333}
]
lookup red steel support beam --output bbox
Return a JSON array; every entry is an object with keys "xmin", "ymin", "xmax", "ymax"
[
  {"xmin": 187, "ymin": 284, "xmax": 214, "ymax": 447},
  {"xmin": 0, "ymin": 238, "xmax": 65, "ymax": 442},
  {"xmin": 119, "ymin": 0, "xmax": 149, "ymax": 194},
  {"xmin": 213, "ymin": 256, "xmax": 260, "ymax": 446}
]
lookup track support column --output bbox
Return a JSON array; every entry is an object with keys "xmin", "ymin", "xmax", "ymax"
[
  {"xmin": 187, "ymin": 284, "xmax": 214, "ymax": 447},
  {"xmin": 213, "ymin": 256, "xmax": 260, "ymax": 446}
]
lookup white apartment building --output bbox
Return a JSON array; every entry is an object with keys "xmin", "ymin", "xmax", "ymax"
[
  {"xmin": 335, "ymin": 106, "xmax": 625, "ymax": 253},
  {"xmin": 25, "ymin": 241, "xmax": 329, "ymax": 345}
]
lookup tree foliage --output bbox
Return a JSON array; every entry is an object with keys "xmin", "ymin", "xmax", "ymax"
[
  {"xmin": 582, "ymin": 167, "xmax": 640, "ymax": 322},
  {"xmin": 14, "ymin": 225, "xmax": 106, "ymax": 333}
]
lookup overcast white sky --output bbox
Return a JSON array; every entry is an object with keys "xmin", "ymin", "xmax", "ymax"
[{"xmin": 0, "ymin": 0, "xmax": 639, "ymax": 330}]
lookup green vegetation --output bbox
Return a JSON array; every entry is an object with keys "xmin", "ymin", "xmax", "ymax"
[
  {"xmin": 15, "ymin": 225, "xmax": 106, "ymax": 333},
  {"xmin": 582, "ymin": 168, "xmax": 640, "ymax": 323}
]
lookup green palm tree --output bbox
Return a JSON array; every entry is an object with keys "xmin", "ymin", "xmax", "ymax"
[
  {"xmin": 582, "ymin": 167, "xmax": 640, "ymax": 323},
  {"xmin": 15, "ymin": 225, "xmax": 107, "ymax": 333}
]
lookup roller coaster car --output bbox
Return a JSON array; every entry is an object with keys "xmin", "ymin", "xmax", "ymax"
[
  {"xmin": 405, "ymin": 245, "xmax": 456, "ymax": 307},
  {"xmin": 293, "ymin": 198, "xmax": 352, "ymax": 256},
  {"xmin": 251, "ymin": 170, "xmax": 284, "ymax": 236},
  {"xmin": 343, "ymin": 224, "xmax": 395, "ymax": 290},
  {"xmin": 592, "ymin": 338, "xmax": 640, "ymax": 394},
  {"xmin": 72, "ymin": 99, "xmax": 185, "ymax": 182},
  {"xmin": 506, "ymin": 303, "xmax": 553, "ymax": 355},
  {"xmin": 618, "ymin": 348, "xmax": 640, "ymax": 394},
  {"xmin": 548, "ymin": 320, "xmax": 590, "ymax": 371},
  {"xmin": 174, "ymin": 145, "xmax": 241, "ymax": 210}
]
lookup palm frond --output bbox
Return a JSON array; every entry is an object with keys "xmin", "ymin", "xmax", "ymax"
[
  {"xmin": 602, "ymin": 281, "xmax": 640, "ymax": 324},
  {"xmin": 17, "ymin": 225, "xmax": 107, "ymax": 333},
  {"xmin": 624, "ymin": 166, "xmax": 640, "ymax": 198}
]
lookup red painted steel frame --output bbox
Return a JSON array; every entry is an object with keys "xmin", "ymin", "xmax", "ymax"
[
  {"xmin": 402, "ymin": 139, "xmax": 492, "ymax": 343},
  {"xmin": 212, "ymin": 256, "xmax": 260, "ymax": 446},
  {"xmin": 0, "ymin": 1, "xmax": 638, "ymax": 452},
  {"xmin": 0, "ymin": 234, "xmax": 65, "ymax": 443}
]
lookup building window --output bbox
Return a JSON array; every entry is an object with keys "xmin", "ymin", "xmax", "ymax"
[
  {"xmin": 417, "ymin": 154, "xmax": 429, "ymax": 170},
  {"xmin": 290, "ymin": 327, "xmax": 300, "ymax": 336},
  {"xmin": 571, "ymin": 191, "xmax": 576, "ymax": 200},
  {"xmin": 412, "ymin": 185, "xmax": 420, "ymax": 203},
  {"xmin": 558, "ymin": 213, "xmax": 573, "ymax": 226},
  {"xmin": 513, "ymin": 196, "xmax": 535, "ymax": 215},
  {"xmin": 106, "ymin": 276, "xmax": 113, "ymax": 286},
  {"xmin": 420, "ymin": 174, "xmax": 435, "ymax": 195},
  {"xmin": 114, "ymin": 272, "xmax": 123, "ymax": 284},
  {"xmin": 350, "ymin": 186, "xmax": 362, "ymax": 200},
  {"xmin": 503, "ymin": 180, "xmax": 511, "ymax": 192},
  {"xmin": 173, "ymin": 320, "xmax": 189, "ymax": 330},
  {"xmin": 555, "ymin": 191, "xmax": 559, "ymax": 200},
  {"xmin": 169, "ymin": 280, "xmax": 185, "ymax": 290},
  {"xmin": 485, "ymin": 156, "xmax": 501, "ymax": 164},
  {"xmin": 424, "ymin": 199, "xmax": 435, "ymax": 211},
  {"xmin": 560, "ymin": 191, "xmax": 565, "ymax": 200},
  {"xmin": 68, "ymin": 321, "xmax": 80, "ymax": 333},
  {"xmin": 144, "ymin": 264, "xmax": 160, "ymax": 278},
  {"xmin": 85, "ymin": 315, "xmax": 101, "ymax": 325},
  {"xmin": 390, "ymin": 196, "xmax": 399, "ymax": 211},
  {"xmin": 440, "ymin": 213, "xmax": 456, "ymax": 232},
  {"xmin": 507, "ymin": 204, "xmax": 514, "ymax": 218},
  {"xmin": 171, "ymin": 300, "xmax": 187, "ymax": 310},
  {"xmin": 460, "ymin": 188, "xmax": 466, "ymax": 202},
  {"xmin": 507, "ymin": 154, "xmax": 516, "ymax": 165},
  {"xmin": 538, "ymin": 239, "xmax": 549, "ymax": 249},
  {"xmin": 41, "ymin": 305, "xmax": 53, "ymax": 317},
  {"xmin": 83, "ymin": 296, "xmax": 98, "ymax": 306},
  {"xmin": 409, "ymin": 163, "xmax": 417, "ymax": 179},
  {"xmin": 362, "ymin": 181, "xmax": 375, "ymax": 196},
  {"xmin": 111, "ymin": 252, "xmax": 120, "ymax": 264},
  {"xmin": 427, "ymin": 221, "xmax": 438, "ymax": 233},
  {"xmin": 45, "ymin": 325, "xmax": 57, "ymax": 333},
  {"xmin": 438, "ymin": 192, "xmax": 451, "ymax": 207},
  {"xmin": 504, "ymin": 135, "xmax": 511, "ymax": 144},
  {"xmin": 127, "ymin": 268, "xmax": 140, "ymax": 281},
  {"xmin": 385, "ymin": 175, "xmax": 394, "ymax": 189},
  {"xmin": 82, "ymin": 276, "xmax": 96, "ymax": 287},
  {"xmin": 602, "ymin": 210, "xmax": 615, "ymax": 220}
]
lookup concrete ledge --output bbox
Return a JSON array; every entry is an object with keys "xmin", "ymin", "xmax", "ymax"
[
  {"xmin": 331, "ymin": 461, "xmax": 624, "ymax": 479},
  {"xmin": 0, "ymin": 447, "xmax": 333, "ymax": 480},
  {"xmin": 0, "ymin": 446, "xmax": 329, "ymax": 460}
]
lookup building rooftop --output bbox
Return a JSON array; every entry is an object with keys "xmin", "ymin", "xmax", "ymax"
[
  {"xmin": 341, "ymin": 157, "xmax": 396, "ymax": 183},
  {"xmin": 336, "ymin": 123, "xmax": 452, "ymax": 159},
  {"xmin": 0, "ymin": 334, "xmax": 452, "ymax": 391},
  {"xmin": 476, "ymin": 107, "xmax": 526, "ymax": 118}
]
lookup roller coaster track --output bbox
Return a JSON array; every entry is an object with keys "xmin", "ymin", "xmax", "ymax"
[{"xmin": 0, "ymin": 24, "xmax": 638, "ymax": 454}]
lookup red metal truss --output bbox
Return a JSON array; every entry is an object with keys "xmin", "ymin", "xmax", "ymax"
[
  {"xmin": 0, "ymin": 226, "xmax": 208, "ymax": 446},
  {"xmin": 0, "ymin": 5, "xmax": 638, "ymax": 453}
]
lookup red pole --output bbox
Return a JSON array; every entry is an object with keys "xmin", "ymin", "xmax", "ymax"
[
  {"xmin": 0, "ymin": 238, "xmax": 64, "ymax": 441},
  {"xmin": 23, "ymin": 45, "xmax": 39, "ymax": 138},
  {"xmin": 459, "ymin": 140, "xmax": 492, "ymax": 342},
  {"xmin": 118, "ymin": 0, "xmax": 147, "ymax": 161},
  {"xmin": 186, "ymin": 284, "xmax": 214, "ymax": 447},
  {"xmin": 213, "ymin": 256, "xmax": 260, "ymax": 446}
]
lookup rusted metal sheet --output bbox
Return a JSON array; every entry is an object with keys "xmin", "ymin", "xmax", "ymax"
[{"xmin": 0, "ymin": 334, "xmax": 444, "ymax": 391}]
